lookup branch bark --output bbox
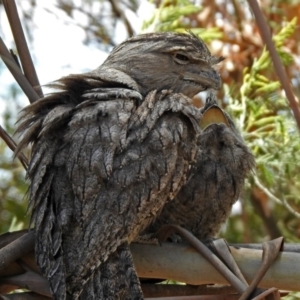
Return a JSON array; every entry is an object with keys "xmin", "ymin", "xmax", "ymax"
[
  {"xmin": 131, "ymin": 242, "xmax": 300, "ymax": 291},
  {"xmin": 3, "ymin": 0, "xmax": 43, "ymax": 99},
  {"xmin": 1, "ymin": 237, "xmax": 300, "ymax": 294}
]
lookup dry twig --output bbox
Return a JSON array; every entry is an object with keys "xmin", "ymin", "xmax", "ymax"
[{"xmin": 3, "ymin": 0, "xmax": 43, "ymax": 99}]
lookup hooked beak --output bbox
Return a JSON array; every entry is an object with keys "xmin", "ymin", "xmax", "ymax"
[
  {"xmin": 183, "ymin": 55, "xmax": 224, "ymax": 90},
  {"xmin": 184, "ymin": 69, "xmax": 222, "ymax": 90}
]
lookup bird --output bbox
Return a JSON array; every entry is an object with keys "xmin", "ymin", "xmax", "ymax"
[
  {"xmin": 146, "ymin": 92, "xmax": 255, "ymax": 241},
  {"xmin": 15, "ymin": 32, "xmax": 223, "ymax": 299}
]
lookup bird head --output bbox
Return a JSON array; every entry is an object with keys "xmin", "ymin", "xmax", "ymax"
[{"xmin": 92, "ymin": 32, "xmax": 223, "ymax": 98}]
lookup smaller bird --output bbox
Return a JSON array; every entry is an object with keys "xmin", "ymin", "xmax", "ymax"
[{"xmin": 146, "ymin": 92, "xmax": 255, "ymax": 240}]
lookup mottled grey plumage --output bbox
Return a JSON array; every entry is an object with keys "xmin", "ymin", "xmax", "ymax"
[
  {"xmin": 147, "ymin": 93, "xmax": 255, "ymax": 240},
  {"xmin": 16, "ymin": 32, "xmax": 222, "ymax": 299}
]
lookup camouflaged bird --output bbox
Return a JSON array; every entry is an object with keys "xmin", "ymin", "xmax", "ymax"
[
  {"xmin": 147, "ymin": 92, "xmax": 255, "ymax": 240},
  {"xmin": 16, "ymin": 32, "xmax": 223, "ymax": 299}
]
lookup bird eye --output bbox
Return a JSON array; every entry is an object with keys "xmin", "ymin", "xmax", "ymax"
[{"xmin": 173, "ymin": 53, "xmax": 190, "ymax": 64}]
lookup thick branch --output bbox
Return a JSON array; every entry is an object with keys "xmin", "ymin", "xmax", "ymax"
[
  {"xmin": 1, "ymin": 232, "xmax": 300, "ymax": 296},
  {"xmin": 1, "ymin": 243, "xmax": 299, "ymax": 292},
  {"xmin": 131, "ymin": 242, "xmax": 300, "ymax": 291},
  {"xmin": 0, "ymin": 232, "xmax": 34, "ymax": 271},
  {"xmin": 141, "ymin": 284, "xmax": 236, "ymax": 297}
]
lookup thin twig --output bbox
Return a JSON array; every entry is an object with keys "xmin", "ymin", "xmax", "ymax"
[
  {"xmin": 154, "ymin": 225, "xmax": 248, "ymax": 294},
  {"xmin": 250, "ymin": 189, "xmax": 282, "ymax": 239},
  {"xmin": 212, "ymin": 239, "xmax": 248, "ymax": 286},
  {"xmin": 254, "ymin": 176, "xmax": 300, "ymax": 219},
  {"xmin": 247, "ymin": 0, "xmax": 300, "ymax": 131},
  {"xmin": 230, "ymin": 243, "xmax": 300, "ymax": 253},
  {"xmin": 0, "ymin": 125, "xmax": 28, "ymax": 169},
  {"xmin": 108, "ymin": 0, "xmax": 134, "ymax": 36},
  {"xmin": 238, "ymin": 237, "xmax": 283, "ymax": 300},
  {"xmin": 0, "ymin": 36, "xmax": 40, "ymax": 103},
  {"xmin": 3, "ymin": 0, "xmax": 43, "ymax": 99}
]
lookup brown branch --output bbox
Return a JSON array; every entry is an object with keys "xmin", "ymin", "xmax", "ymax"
[
  {"xmin": 231, "ymin": 243, "xmax": 300, "ymax": 253},
  {"xmin": 3, "ymin": 0, "xmax": 43, "ymax": 99},
  {"xmin": 0, "ymin": 293, "xmax": 51, "ymax": 300},
  {"xmin": 1, "ymin": 267, "xmax": 51, "ymax": 297},
  {"xmin": 247, "ymin": 0, "xmax": 300, "ymax": 131},
  {"xmin": 0, "ymin": 125, "xmax": 28, "ymax": 170},
  {"xmin": 141, "ymin": 284, "xmax": 236, "ymax": 297},
  {"xmin": 0, "ymin": 232, "xmax": 34, "ymax": 272},
  {"xmin": 154, "ymin": 225, "xmax": 247, "ymax": 294},
  {"xmin": 144, "ymin": 295, "xmax": 239, "ymax": 300},
  {"xmin": 0, "ymin": 230, "xmax": 28, "ymax": 249},
  {"xmin": 0, "ymin": 37, "xmax": 40, "ymax": 103},
  {"xmin": 154, "ymin": 228, "xmax": 282, "ymax": 299},
  {"xmin": 238, "ymin": 237, "xmax": 283, "ymax": 300},
  {"xmin": 108, "ymin": 0, "xmax": 134, "ymax": 37},
  {"xmin": 250, "ymin": 188, "xmax": 282, "ymax": 239},
  {"xmin": 143, "ymin": 289, "xmax": 288, "ymax": 300}
]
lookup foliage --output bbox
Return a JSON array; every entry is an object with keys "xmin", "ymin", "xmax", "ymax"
[
  {"xmin": 0, "ymin": 88, "xmax": 29, "ymax": 234},
  {"xmin": 142, "ymin": 0, "xmax": 223, "ymax": 42},
  {"xmin": 284, "ymin": 292, "xmax": 300, "ymax": 300},
  {"xmin": 225, "ymin": 17, "xmax": 300, "ymax": 243}
]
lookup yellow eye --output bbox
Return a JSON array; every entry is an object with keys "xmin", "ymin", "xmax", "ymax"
[{"xmin": 173, "ymin": 53, "xmax": 190, "ymax": 64}]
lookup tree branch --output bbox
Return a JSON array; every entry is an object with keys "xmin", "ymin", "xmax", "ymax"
[
  {"xmin": 3, "ymin": 0, "xmax": 43, "ymax": 99},
  {"xmin": 0, "ymin": 232, "xmax": 34, "ymax": 271},
  {"xmin": 132, "ymin": 242, "xmax": 300, "ymax": 291},
  {"xmin": 0, "ymin": 126, "xmax": 28, "ymax": 170},
  {"xmin": 0, "ymin": 37, "xmax": 40, "ymax": 103},
  {"xmin": 0, "ymin": 231, "xmax": 299, "ymax": 297}
]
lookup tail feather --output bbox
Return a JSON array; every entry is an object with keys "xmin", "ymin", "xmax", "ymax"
[{"xmin": 78, "ymin": 243, "xmax": 143, "ymax": 300}]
